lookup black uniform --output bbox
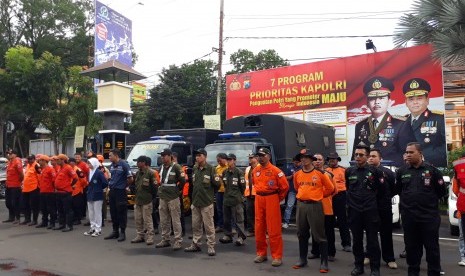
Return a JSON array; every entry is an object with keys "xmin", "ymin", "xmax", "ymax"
[
  {"xmin": 376, "ymin": 165, "xmax": 396, "ymax": 264},
  {"xmin": 395, "ymin": 162, "xmax": 446, "ymax": 276},
  {"xmin": 401, "ymin": 109, "xmax": 446, "ymax": 168},
  {"xmin": 353, "ymin": 113, "xmax": 415, "ymax": 166},
  {"xmin": 345, "ymin": 164, "xmax": 384, "ymax": 273}
]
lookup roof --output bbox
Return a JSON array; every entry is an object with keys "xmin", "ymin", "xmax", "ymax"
[{"xmin": 80, "ymin": 60, "xmax": 146, "ymax": 82}]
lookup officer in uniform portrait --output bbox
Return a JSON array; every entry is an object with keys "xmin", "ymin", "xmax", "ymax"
[
  {"xmin": 400, "ymin": 78, "xmax": 447, "ymax": 168},
  {"xmin": 352, "ymin": 76, "xmax": 415, "ymax": 166}
]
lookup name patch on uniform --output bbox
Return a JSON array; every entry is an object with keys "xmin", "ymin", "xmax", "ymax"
[{"xmin": 278, "ymin": 172, "xmax": 284, "ymax": 178}]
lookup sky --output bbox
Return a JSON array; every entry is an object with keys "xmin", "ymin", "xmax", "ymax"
[{"xmin": 100, "ymin": 0, "xmax": 417, "ymax": 88}]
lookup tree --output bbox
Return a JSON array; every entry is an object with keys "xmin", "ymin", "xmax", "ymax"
[
  {"xmin": 228, "ymin": 49, "xmax": 289, "ymax": 74},
  {"xmin": 394, "ymin": 0, "xmax": 465, "ymax": 65},
  {"xmin": 147, "ymin": 60, "xmax": 217, "ymax": 130}
]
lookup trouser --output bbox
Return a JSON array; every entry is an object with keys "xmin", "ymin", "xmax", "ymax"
[
  {"xmin": 39, "ymin": 193, "xmax": 57, "ymax": 225},
  {"xmin": 255, "ymin": 194, "xmax": 283, "ymax": 259},
  {"xmin": 402, "ymin": 213, "xmax": 441, "ymax": 276},
  {"xmin": 460, "ymin": 217, "xmax": 465, "ymax": 259},
  {"xmin": 82, "ymin": 187, "xmax": 88, "ymax": 219},
  {"xmin": 88, "ymin": 200, "xmax": 103, "ymax": 232},
  {"xmin": 179, "ymin": 195, "xmax": 185, "ymax": 234},
  {"xmin": 56, "ymin": 192, "xmax": 73, "ymax": 227},
  {"xmin": 109, "ymin": 189, "xmax": 127, "ymax": 232},
  {"xmin": 332, "ymin": 191, "xmax": 351, "ymax": 247},
  {"xmin": 135, "ymin": 202, "xmax": 154, "ymax": 242},
  {"xmin": 297, "ymin": 201, "xmax": 326, "ymax": 258},
  {"xmin": 22, "ymin": 188, "xmax": 40, "ymax": 222},
  {"xmin": 245, "ymin": 197, "xmax": 255, "ymax": 232},
  {"xmin": 152, "ymin": 197, "xmax": 159, "ymax": 230},
  {"xmin": 72, "ymin": 193, "xmax": 85, "ymax": 222},
  {"xmin": 159, "ymin": 198, "xmax": 182, "ymax": 244},
  {"xmin": 102, "ymin": 189, "xmax": 108, "ymax": 221},
  {"xmin": 215, "ymin": 192, "xmax": 224, "ymax": 228},
  {"xmin": 191, "ymin": 204, "xmax": 215, "ymax": 249},
  {"xmin": 223, "ymin": 203, "xmax": 246, "ymax": 239},
  {"xmin": 379, "ymin": 208, "xmax": 395, "ymax": 263},
  {"xmin": 349, "ymin": 208, "xmax": 380, "ymax": 271},
  {"xmin": 283, "ymin": 190, "xmax": 296, "ymax": 224},
  {"xmin": 312, "ymin": 215, "xmax": 336, "ymax": 257},
  {"xmin": 5, "ymin": 187, "xmax": 21, "ymax": 220}
]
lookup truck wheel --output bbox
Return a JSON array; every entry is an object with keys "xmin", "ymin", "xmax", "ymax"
[{"xmin": 450, "ymin": 224, "xmax": 460, "ymax": 236}]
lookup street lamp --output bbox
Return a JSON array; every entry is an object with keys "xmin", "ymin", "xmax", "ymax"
[{"xmin": 366, "ymin": 39, "xmax": 377, "ymax": 52}]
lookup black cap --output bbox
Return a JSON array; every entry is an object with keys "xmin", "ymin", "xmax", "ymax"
[
  {"xmin": 27, "ymin": 154, "xmax": 36, "ymax": 160},
  {"xmin": 226, "ymin": 153, "xmax": 236, "ymax": 160},
  {"xmin": 7, "ymin": 149, "xmax": 17, "ymax": 155},
  {"xmin": 403, "ymin": 78, "xmax": 430, "ymax": 97},
  {"xmin": 257, "ymin": 148, "xmax": 271, "ymax": 156},
  {"xmin": 159, "ymin": 148, "xmax": 172, "ymax": 156},
  {"xmin": 326, "ymin": 152, "xmax": 341, "ymax": 161},
  {"xmin": 216, "ymin": 153, "xmax": 228, "ymax": 159},
  {"xmin": 68, "ymin": 157, "xmax": 76, "ymax": 163},
  {"xmin": 363, "ymin": 76, "xmax": 394, "ymax": 98},
  {"xmin": 298, "ymin": 149, "xmax": 317, "ymax": 161},
  {"xmin": 193, "ymin": 148, "xmax": 207, "ymax": 156},
  {"xmin": 248, "ymin": 152, "xmax": 258, "ymax": 158},
  {"xmin": 136, "ymin": 155, "xmax": 148, "ymax": 163}
]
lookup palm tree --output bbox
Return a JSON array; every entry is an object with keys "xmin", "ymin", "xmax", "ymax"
[{"xmin": 394, "ymin": 0, "xmax": 465, "ymax": 66}]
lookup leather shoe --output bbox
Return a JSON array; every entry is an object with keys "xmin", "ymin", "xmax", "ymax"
[
  {"xmin": 351, "ymin": 267, "xmax": 364, "ymax": 276},
  {"xmin": 399, "ymin": 250, "xmax": 407, "ymax": 258},
  {"xmin": 292, "ymin": 259, "xmax": 307, "ymax": 269},
  {"xmin": 104, "ymin": 232, "xmax": 119, "ymax": 240},
  {"xmin": 117, "ymin": 232, "xmax": 126, "ymax": 242},
  {"xmin": 62, "ymin": 226, "xmax": 73, "ymax": 232}
]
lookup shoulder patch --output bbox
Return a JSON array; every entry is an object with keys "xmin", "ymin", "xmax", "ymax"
[
  {"xmin": 278, "ymin": 172, "xmax": 284, "ymax": 178},
  {"xmin": 392, "ymin": 114, "xmax": 407, "ymax": 121},
  {"xmin": 431, "ymin": 110, "xmax": 444, "ymax": 115}
]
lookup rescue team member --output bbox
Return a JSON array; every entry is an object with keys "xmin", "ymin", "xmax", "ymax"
[
  {"xmin": 252, "ymin": 147, "xmax": 289, "ymax": 267},
  {"xmin": 282, "ymin": 155, "xmax": 301, "ymax": 229},
  {"xmin": 51, "ymin": 156, "xmax": 60, "ymax": 172},
  {"xmin": 367, "ymin": 149, "xmax": 397, "ymax": 269},
  {"xmin": 326, "ymin": 152, "xmax": 352, "ymax": 252},
  {"xmin": 244, "ymin": 153, "xmax": 258, "ymax": 237},
  {"xmin": 104, "ymin": 148, "xmax": 133, "ymax": 242},
  {"xmin": 219, "ymin": 153, "xmax": 246, "ymax": 246},
  {"xmin": 84, "ymin": 157, "xmax": 108, "ymax": 237},
  {"xmin": 293, "ymin": 150, "xmax": 334, "ymax": 273},
  {"xmin": 346, "ymin": 144, "xmax": 384, "ymax": 276},
  {"xmin": 21, "ymin": 154, "xmax": 41, "ymax": 225},
  {"xmin": 396, "ymin": 142, "xmax": 446, "ymax": 276},
  {"xmin": 54, "ymin": 154, "xmax": 78, "ymax": 232},
  {"xmin": 131, "ymin": 156, "xmax": 157, "ymax": 245},
  {"xmin": 74, "ymin": 152, "xmax": 90, "ymax": 222},
  {"xmin": 36, "ymin": 155, "xmax": 57, "ymax": 229},
  {"xmin": 184, "ymin": 148, "xmax": 220, "ymax": 256},
  {"xmin": 451, "ymin": 155, "xmax": 465, "ymax": 266},
  {"xmin": 156, "ymin": 149, "xmax": 186, "ymax": 250},
  {"xmin": 215, "ymin": 152, "xmax": 228, "ymax": 233},
  {"xmin": 309, "ymin": 153, "xmax": 337, "ymax": 263},
  {"xmin": 401, "ymin": 78, "xmax": 447, "ymax": 167},
  {"xmin": 3, "ymin": 150, "xmax": 23, "ymax": 224},
  {"xmin": 69, "ymin": 158, "xmax": 88, "ymax": 225}
]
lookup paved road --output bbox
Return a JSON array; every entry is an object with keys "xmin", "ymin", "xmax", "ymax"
[{"xmin": 0, "ymin": 201, "xmax": 462, "ymax": 276}]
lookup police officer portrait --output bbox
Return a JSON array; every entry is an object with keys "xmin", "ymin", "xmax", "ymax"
[
  {"xmin": 399, "ymin": 78, "xmax": 447, "ymax": 168},
  {"xmin": 352, "ymin": 76, "xmax": 414, "ymax": 166}
]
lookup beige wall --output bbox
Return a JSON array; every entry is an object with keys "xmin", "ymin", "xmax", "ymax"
[{"xmin": 96, "ymin": 81, "xmax": 132, "ymax": 112}]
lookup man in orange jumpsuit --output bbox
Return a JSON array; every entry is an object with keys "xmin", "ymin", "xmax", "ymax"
[
  {"xmin": 54, "ymin": 154, "xmax": 78, "ymax": 232},
  {"xmin": 36, "ymin": 155, "xmax": 57, "ymax": 229},
  {"xmin": 21, "ymin": 154, "xmax": 42, "ymax": 225},
  {"xmin": 252, "ymin": 148, "xmax": 289, "ymax": 267},
  {"xmin": 3, "ymin": 150, "xmax": 24, "ymax": 224}
]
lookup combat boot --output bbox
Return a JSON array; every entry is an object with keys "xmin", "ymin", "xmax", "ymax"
[
  {"xmin": 293, "ymin": 239, "xmax": 308, "ymax": 269},
  {"xmin": 319, "ymin": 241, "xmax": 329, "ymax": 273}
]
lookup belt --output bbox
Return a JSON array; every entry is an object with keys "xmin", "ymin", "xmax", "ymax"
[
  {"xmin": 161, "ymin": 183, "xmax": 177, "ymax": 187},
  {"xmin": 256, "ymin": 191, "xmax": 278, "ymax": 196},
  {"xmin": 298, "ymin": 199, "xmax": 318, "ymax": 204}
]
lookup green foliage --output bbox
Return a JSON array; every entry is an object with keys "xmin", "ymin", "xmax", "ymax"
[
  {"xmin": 228, "ymin": 49, "xmax": 290, "ymax": 74},
  {"xmin": 395, "ymin": 0, "xmax": 465, "ymax": 65}
]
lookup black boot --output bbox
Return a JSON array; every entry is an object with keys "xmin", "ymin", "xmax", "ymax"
[
  {"xmin": 319, "ymin": 241, "xmax": 329, "ymax": 273},
  {"xmin": 104, "ymin": 230, "xmax": 119, "ymax": 240},
  {"xmin": 117, "ymin": 229, "xmax": 126, "ymax": 242},
  {"xmin": 293, "ymin": 239, "xmax": 309, "ymax": 269}
]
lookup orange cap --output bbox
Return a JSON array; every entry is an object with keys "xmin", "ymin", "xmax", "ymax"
[
  {"xmin": 38, "ymin": 155, "xmax": 50, "ymax": 162},
  {"xmin": 57, "ymin": 154, "xmax": 68, "ymax": 161},
  {"xmin": 97, "ymin": 154, "xmax": 104, "ymax": 163}
]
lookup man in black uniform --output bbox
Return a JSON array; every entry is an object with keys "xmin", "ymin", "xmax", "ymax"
[
  {"xmin": 346, "ymin": 144, "xmax": 384, "ymax": 276},
  {"xmin": 367, "ymin": 148, "xmax": 397, "ymax": 269},
  {"xmin": 400, "ymin": 78, "xmax": 447, "ymax": 168},
  {"xmin": 353, "ymin": 76, "xmax": 414, "ymax": 166},
  {"xmin": 395, "ymin": 142, "xmax": 446, "ymax": 276}
]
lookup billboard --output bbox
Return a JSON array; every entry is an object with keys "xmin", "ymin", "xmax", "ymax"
[
  {"xmin": 94, "ymin": 1, "xmax": 133, "ymax": 67},
  {"xmin": 132, "ymin": 82, "xmax": 147, "ymax": 103},
  {"xmin": 226, "ymin": 45, "xmax": 446, "ymax": 167}
]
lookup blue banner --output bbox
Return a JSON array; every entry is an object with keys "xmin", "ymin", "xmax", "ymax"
[{"xmin": 94, "ymin": 1, "xmax": 133, "ymax": 67}]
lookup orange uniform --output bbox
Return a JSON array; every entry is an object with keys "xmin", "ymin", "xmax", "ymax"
[
  {"xmin": 23, "ymin": 162, "xmax": 41, "ymax": 192},
  {"xmin": 325, "ymin": 166, "xmax": 346, "ymax": 192},
  {"xmin": 252, "ymin": 162, "xmax": 289, "ymax": 260},
  {"xmin": 39, "ymin": 166, "xmax": 56, "ymax": 193},
  {"xmin": 294, "ymin": 169, "xmax": 334, "ymax": 202},
  {"xmin": 54, "ymin": 164, "xmax": 78, "ymax": 193},
  {"xmin": 322, "ymin": 171, "xmax": 337, "ymax": 215},
  {"xmin": 6, "ymin": 157, "xmax": 23, "ymax": 188},
  {"xmin": 72, "ymin": 167, "xmax": 88, "ymax": 196}
]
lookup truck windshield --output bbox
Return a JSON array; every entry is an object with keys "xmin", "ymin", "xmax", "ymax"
[
  {"xmin": 205, "ymin": 144, "xmax": 254, "ymax": 168},
  {"xmin": 126, "ymin": 143, "xmax": 169, "ymax": 167}
]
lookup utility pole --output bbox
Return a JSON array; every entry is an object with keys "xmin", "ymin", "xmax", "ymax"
[{"xmin": 215, "ymin": 0, "xmax": 224, "ymax": 115}]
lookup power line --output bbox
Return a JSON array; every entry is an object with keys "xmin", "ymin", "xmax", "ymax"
[
  {"xmin": 226, "ymin": 34, "xmax": 394, "ymax": 39},
  {"xmin": 226, "ymin": 10, "xmax": 411, "ymax": 17}
]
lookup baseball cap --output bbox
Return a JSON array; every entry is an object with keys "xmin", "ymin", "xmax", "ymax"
[
  {"xmin": 57, "ymin": 154, "xmax": 69, "ymax": 161},
  {"xmin": 298, "ymin": 149, "xmax": 317, "ymax": 161},
  {"xmin": 159, "ymin": 148, "xmax": 172, "ymax": 156},
  {"xmin": 193, "ymin": 148, "xmax": 207, "ymax": 156},
  {"xmin": 226, "ymin": 153, "xmax": 236, "ymax": 160},
  {"xmin": 257, "ymin": 148, "xmax": 271, "ymax": 156},
  {"xmin": 38, "ymin": 155, "xmax": 50, "ymax": 162}
]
